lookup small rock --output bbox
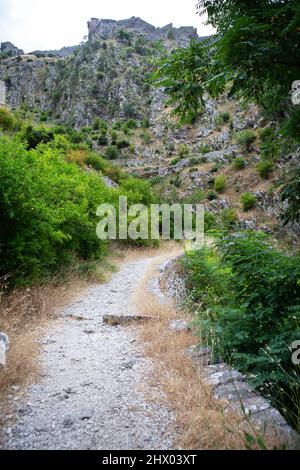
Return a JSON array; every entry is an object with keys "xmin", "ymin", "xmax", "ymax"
[
  {"xmin": 186, "ymin": 345, "xmax": 212, "ymax": 366},
  {"xmin": 229, "ymin": 396, "xmax": 271, "ymax": 415},
  {"xmin": 213, "ymin": 380, "xmax": 256, "ymax": 402},
  {"xmin": 169, "ymin": 319, "xmax": 190, "ymax": 333},
  {"xmin": 205, "ymin": 363, "xmax": 245, "ymax": 387}
]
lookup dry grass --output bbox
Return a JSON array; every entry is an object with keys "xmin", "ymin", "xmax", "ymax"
[
  {"xmin": 0, "ymin": 247, "xmax": 129, "ymax": 398},
  {"xmin": 0, "ymin": 243, "xmax": 178, "ymax": 399},
  {"xmin": 0, "ymin": 277, "xmax": 86, "ymax": 398},
  {"xmin": 133, "ymin": 252, "xmax": 285, "ymax": 450}
]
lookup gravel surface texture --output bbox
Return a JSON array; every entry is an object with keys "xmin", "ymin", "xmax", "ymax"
[{"xmin": 1, "ymin": 256, "xmax": 176, "ymax": 450}]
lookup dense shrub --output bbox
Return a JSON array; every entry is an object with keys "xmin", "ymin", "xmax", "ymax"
[
  {"xmin": 20, "ymin": 124, "xmax": 55, "ymax": 149},
  {"xmin": 220, "ymin": 208, "xmax": 238, "ymax": 230},
  {"xmin": 256, "ymin": 160, "xmax": 274, "ymax": 179},
  {"xmin": 124, "ymin": 119, "xmax": 138, "ymax": 130},
  {"xmin": 0, "ymin": 108, "xmax": 17, "ymax": 131},
  {"xmin": 85, "ymin": 153, "xmax": 107, "ymax": 172},
  {"xmin": 98, "ymin": 131, "xmax": 108, "ymax": 146},
  {"xmin": 110, "ymin": 130, "xmax": 118, "ymax": 145},
  {"xmin": 207, "ymin": 190, "xmax": 218, "ymax": 201},
  {"xmin": 141, "ymin": 117, "xmax": 151, "ymax": 129},
  {"xmin": 105, "ymin": 145, "xmax": 119, "ymax": 160},
  {"xmin": 204, "ymin": 212, "xmax": 217, "ymax": 231},
  {"xmin": 92, "ymin": 117, "xmax": 107, "ymax": 131},
  {"xmin": 214, "ymin": 175, "xmax": 227, "ymax": 193},
  {"xmin": 235, "ymin": 130, "xmax": 256, "ymax": 150},
  {"xmin": 0, "ymin": 137, "xmax": 109, "ymax": 284},
  {"xmin": 241, "ymin": 192, "xmax": 256, "ymax": 211},
  {"xmin": 0, "ymin": 135, "xmax": 158, "ymax": 285},
  {"xmin": 139, "ymin": 131, "xmax": 152, "ymax": 144},
  {"xmin": 184, "ymin": 232, "xmax": 300, "ymax": 429},
  {"xmin": 178, "ymin": 144, "xmax": 189, "ymax": 158},
  {"xmin": 281, "ymin": 168, "xmax": 300, "ymax": 224},
  {"xmin": 233, "ymin": 157, "xmax": 246, "ymax": 170},
  {"xmin": 183, "ymin": 190, "xmax": 205, "ymax": 204},
  {"xmin": 116, "ymin": 139, "xmax": 130, "ymax": 150},
  {"xmin": 214, "ymin": 111, "xmax": 231, "ymax": 128}
]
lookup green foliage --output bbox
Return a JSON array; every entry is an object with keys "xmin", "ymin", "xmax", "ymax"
[
  {"xmin": 84, "ymin": 153, "xmax": 108, "ymax": 172},
  {"xmin": 110, "ymin": 130, "xmax": 118, "ymax": 145},
  {"xmin": 112, "ymin": 120, "xmax": 122, "ymax": 130},
  {"xmin": 178, "ymin": 144, "xmax": 189, "ymax": 158},
  {"xmin": 139, "ymin": 131, "xmax": 152, "ymax": 144},
  {"xmin": 119, "ymin": 177, "xmax": 157, "ymax": 206},
  {"xmin": 259, "ymin": 127, "xmax": 281, "ymax": 161},
  {"xmin": 233, "ymin": 157, "xmax": 246, "ymax": 170},
  {"xmin": 235, "ymin": 130, "xmax": 256, "ymax": 151},
  {"xmin": 173, "ymin": 176, "xmax": 181, "ymax": 188},
  {"xmin": 282, "ymin": 108, "xmax": 300, "ymax": 142},
  {"xmin": 104, "ymin": 145, "xmax": 119, "ymax": 160},
  {"xmin": 151, "ymin": 41, "xmax": 213, "ymax": 124},
  {"xmin": 98, "ymin": 131, "xmax": 108, "ymax": 146},
  {"xmin": 116, "ymin": 139, "xmax": 130, "ymax": 149},
  {"xmin": 207, "ymin": 190, "xmax": 218, "ymax": 201},
  {"xmin": 183, "ymin": 190, "xmax": 205, "ymax": 204},
  {"xmin": 214, "ymin": 111, "xmax": 231, "ymax": 129},
  {"xmin": 185, "ymin": 232, "xmax": 300, "ymax": 429},
  {"xmin": 241, "ymin": 192, "xmax": 256, "ymax": 211},
  {"xmin": 19, "ymin": 124, "xmax": 55, "ymax": 149},
  {"xmin": 200, "ymin": 145, "xmax": 211, "ymax": 155},
  {"xmin": 171, "ymin": 157, "xmax": 180, "ymax": 166},
  {"xmin": 123, "ymin": 102, "xmax": 138, "ymax": 119},
  {"xmin": 142, "ymin": 117, "xmax": 151, "ymax": 128},
  {"xmin": 197, "ymin": 1, "xmax": 300, "ymax": 122},
  {"xmin": 0, "ymin": 108, "xmax": 17, "ymax": 131},
  {"xmin": 134, "ymin": 37, "xmax": 150, "ymax": 56},
  {"xmin": 117, "ymin": 29, "xmax": 132, "ymax": 44},
  {"xmin": 214, "ymin": 175, "xmax": 227, "ymax": 193},
  {"xmin": 281, "ymin": 168, "xmax": 300, "ymax": 224},
  {"xmin": 204, "ymin": 212, "xmax": 217, "ymax": 231},
  {"xmin": 92, "ymin": 117, "xmax": 107, "ymax": 131},
  {"xmin": 256, "ymin": 160, "xmax": 274, "ymax": 179},
  {"xmin": 124, "ymin": 119, "xmax": 138, "ymax": 130},
  {"xmin": 220, "ymin": 208, "xmax": 239, "ymax": 230},
  {"xmin": 0, "ymin": 137, "xmax": 109, "ymax": 284}
]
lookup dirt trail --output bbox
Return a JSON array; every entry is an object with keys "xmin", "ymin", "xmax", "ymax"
[{"xmin": 1, "ymin": 254, "xmax": 177, "ymax": 450}]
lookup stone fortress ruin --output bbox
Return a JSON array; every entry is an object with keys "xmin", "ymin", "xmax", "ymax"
[{"xmin": 88, "ymin": 17, "xmax": 199, "ymax": 46}]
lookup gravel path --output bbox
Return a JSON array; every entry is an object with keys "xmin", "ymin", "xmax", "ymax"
[{"xmin": 2, "ymin": 256, "xmax": 176, "ymax": 450}]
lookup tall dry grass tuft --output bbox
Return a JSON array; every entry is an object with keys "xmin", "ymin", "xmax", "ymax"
[{"xmin": 133, "ymin": 252, "xmax": 284, "ymax": 450}]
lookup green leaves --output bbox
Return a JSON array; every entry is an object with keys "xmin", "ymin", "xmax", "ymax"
[
  {"xmin": 185, "ymin": 231, "xmax": 300, "ymax": 429},
  {"xmin": 151, "ymin": 41, "xmax": 213, "ymax": 123},
  {"xmin": 281, "ymin": 167, "xmax": 300, "ymax": 224},
  {"xmin": 197, "ymin": 0, "xmax": 300, "ymax": 118}
]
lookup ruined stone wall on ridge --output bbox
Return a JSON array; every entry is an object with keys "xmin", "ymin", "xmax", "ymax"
[{"xmin": 87, "ymin": 17, "xmax": 198, "ymax": 45}]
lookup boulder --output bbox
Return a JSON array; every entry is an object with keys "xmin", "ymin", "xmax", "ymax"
[{"xmin": 0, "ymin": 332, "xmax": 9, "ymax": 366}]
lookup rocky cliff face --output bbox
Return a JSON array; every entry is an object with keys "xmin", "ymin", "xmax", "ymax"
[
  {"xmin": 0, "ymin": 17, "xmax": 200, "ymax": 127},
  {"xmin": 88, "ymin": 17, "xmax": 198, "ymax": 46},
  {"xmin": 0, "ymin": 42, "xmax": 24, "ymax": 58},
  {"xmin": 0, "ymin": 18, "xmax": 298, "ymax": 239}
]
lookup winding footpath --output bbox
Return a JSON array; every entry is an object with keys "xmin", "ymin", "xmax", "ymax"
[{"xmin": 1, "ymin": 255, "xmax": 176, "ymax": 450}]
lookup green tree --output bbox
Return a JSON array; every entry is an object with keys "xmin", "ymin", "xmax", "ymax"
[
  {"xmin": 151, "ymin": 41, "xmax": 214, "ymax": 124},
  {"xmin": 196, "ymin": 1, "xmax": 300, "ymax": 115}
]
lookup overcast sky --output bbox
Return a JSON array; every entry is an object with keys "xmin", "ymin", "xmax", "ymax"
[{"xmin": 0, "ymin": 0, "xmax": 214, "ymax": 52}]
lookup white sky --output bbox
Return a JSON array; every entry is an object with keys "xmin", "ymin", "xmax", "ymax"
[{"xmin": 0, "ymin": 0, "xmax": 214, "ymax": 52}]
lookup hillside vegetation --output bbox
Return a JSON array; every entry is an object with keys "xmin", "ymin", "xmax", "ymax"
[{"xmin": 0, "ymin": 0, "xmax": 299, "ymax": 439}]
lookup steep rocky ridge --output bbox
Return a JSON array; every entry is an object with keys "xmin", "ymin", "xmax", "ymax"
[
  {"xmin": 87, "ymin": 17, "xmax": 198, "ymax": 46},
  {"xmin": 0, "ymin": 18, "xmax": 299, "ymax": 238}
]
